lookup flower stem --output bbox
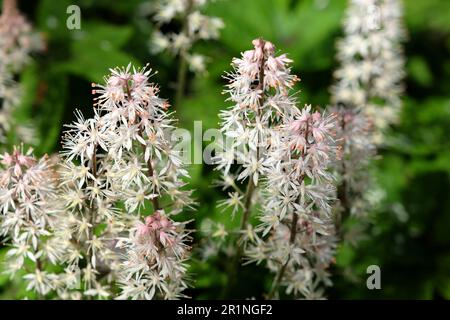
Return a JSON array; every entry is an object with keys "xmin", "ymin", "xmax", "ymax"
[
  {"xmin": 268, "ymin": 121, "xmax": 309, "ymax": 299},
  {"xmin": 138, "ymin": 129, "xmax": 160, "ymax": 212},
  {"xmin": 267, "ymin": 210, "xmax": 299, "ymax": 299},
  {"xmin": 88, "ymin": 145, "xmax": 98, "ymax": 284},
  {"xmin": 145, "ymin": 149, "xmax": 161, "ymax": 211},
  {"xmin": 175, "ymin": 53, "xmax": 188, "ymax": 111},
  {"xmin": 221, "ymin": 178, "xmax": 255, "ymax": 298},
  {"xmin": 174, "ymin": 0, "xmax": 194, "ymax": 111},
  {"xmin": 126, "ymin": 80, "xmax": 162, "ymax": 212},
  {"xmin": 223, "ymin": 39, "xmax": 267, "ymax": 297},
  {"xmin": 336, "ymin": 112, "xmax": 350, "ymax": 237}
]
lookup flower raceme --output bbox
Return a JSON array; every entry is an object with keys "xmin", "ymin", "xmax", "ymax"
[
  {"xmin": 94, "ymin": 63, "xmax": 194, "ymax": 299},
  {"xmin": 246, "ymin": 105, "xmax": 340, "ymax": 299},
  {"xmin": 149, "ymin": 0, "xmax": 224, "ymax": 75},
  {"xmin": 213, "ymin": 38, "xmax": 299, "ymax": 238},
  {"xmin": 215, "ymin": 38, "xmax": 299, "ymax": 186},
  {"xmin": 116, "ymin": 210, "xmax": 191, "ymax": 300},
  {"xmin": 210, "ymin": 38, "xmax": 302, "ymax": 295},
  {"xmin": 92, "ymin": 64, "xmax": 194, "ymax": 215},
  {"xmin": 56, "ymin": 63, "xmax": 194, "ymax": 299},
  {"xmin": 0, "ymin": 0, "xmax": 44, "ymax": 147},
  {"xmin": 331, "ymin": 0, "xmax": 405, "ymax": 144},
  {"xmin": 0, "ymin": 146, "xmax": 62, "ymax": 297},
  {"xmin": 0, "ymin": 0, "xmax": 43, "ymax": 72},
  {"xmin": 329, "ymin": 0, "xmax": 405, "ymax": 226}
]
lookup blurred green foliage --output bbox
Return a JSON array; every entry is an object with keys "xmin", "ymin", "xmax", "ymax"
[{"xmin": 1, "ymin": 0, "xmax": 450, "ymax": 299}]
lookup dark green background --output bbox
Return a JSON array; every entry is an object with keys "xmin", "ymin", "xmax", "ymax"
[{"xmin": 1, "ymin": 0, "xmax": 449, "ymax": 299}]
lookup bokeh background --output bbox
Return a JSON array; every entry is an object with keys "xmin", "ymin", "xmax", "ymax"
[{"xmin": 1, "ymin": 0, "xmax": 450, "ymax": 299}]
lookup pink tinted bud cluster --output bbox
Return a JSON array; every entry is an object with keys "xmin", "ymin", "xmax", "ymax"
[
  {"xmin": 137, "ymin": 211, "xmax": 175, "ymax": 247},
  {"xmin": 288, "ymin": 107, "xmax": 337, "ymax": 155},
  {"xmin": 230, "ymin": 38, "xmax": 298, "ymax": 104},
  {"xmin": 1, "ymin": 147, "xmax": 36, "ymax": 175}
]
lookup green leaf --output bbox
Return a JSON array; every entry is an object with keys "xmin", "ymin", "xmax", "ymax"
[
  {"xmin": 408, "ymin": 56, "xmax": 433, "ymax": 87},
  {"xmin": 61, "ymin": 22, "xmax": 139, "ymax": 82}
]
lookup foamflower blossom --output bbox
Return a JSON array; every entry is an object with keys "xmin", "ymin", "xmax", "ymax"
[
  {"xmin": 0, "ymin": 0, "xmax": 44, "ymax": 147},
  {"xmin": 331, "ymin": 104, "xmax": 376, "ymax": 221},
  {"xmin": 92, "ymin": 63, "xmax": 194, "ymax": 299},
  {"xmin": 0, "ymin": 146, "xmax": 62, "ymax": 297},
  {"xmin": 329, "ymin": 0, "xmax": 405, "ymax": 224},
  {"xmin": 148, "ymin": 0, "xmax": 224, "ymax": 75},
  {"xmin": 56, "ymin": 109, "xmax": 123, "ymax": 299},
  {"xmin": 214, "ymin": 38, "xmax": 299, "ymax": 233},
  {"xmin": 246, "ymin": 105, "xmax": 340, "ymax": 299},
  {"xmin": 116, "ymin": 210, "xmax": 191, "ymax": 300},
  {"xmin": 210, "ymin": 38, "xmax": 300, "ymax": 293}
]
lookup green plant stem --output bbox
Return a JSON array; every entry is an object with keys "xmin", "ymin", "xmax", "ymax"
[
  {"xmin": 141, "ymin": 141, "xmax": 161, "ymax": 211},
  {"xmin": 223, "ymin": 38, "xmax": 267, "ymax": 297},
  {"xmin": 87, "ymin": 145, "xmax": 98, "ymax": 300},
  {"xmin": 267, "ymin": 210, "xmax": 299, "ymax": 299},
  {"xmin": 89, "ymin": 145, "xmax": 98, "ymax": 237},
  {"xmin": 174, "ymin": 0, "xmax": 194, "ymax": 110}
]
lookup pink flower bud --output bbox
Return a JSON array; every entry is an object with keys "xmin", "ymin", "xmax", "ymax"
[
  {"xmin": 151, "ymin": 221, "xmax": 160, "ymax": 230},
  {"xmin": 145, "ymin": 216, "xmax": 154, "ymax": 226},
  {"xmin": 137, "ymin": 224, "xmax": 150, "ymax": 236},
  {"xmin": 17, "ymin": 154, "xmax": 34, "ymax": 167},
  {"xmin": 132, "ymin": 73, "xmax": 146, "ymax": 85},
  {"xmin": 266, "ymin": 56, "xmax": 278, "ymax": 72},
  {"xmin": 312, "ymin": 128, "xmax": 325, "ymax": 142},
  {"xmin": 264, "ymin": 41, "xmax": 275, "ymax": 55},
  {"xmin": 153, "ymin": 211, "xmax": 161, "ymax": 221},
  {"xmin": 312, "ymin": 112, "xmax": 321, "ymax": 122},
  {"xmin": 243, "ymin": 50, "xmax": 255, "ymax": 61},
  {"xmin": 160, "ymin": 217, "xmax": 171, "ymax": 228},
  {"xmin": 108, "ymin": 76, "xmax": 122, "ymax": 87}
]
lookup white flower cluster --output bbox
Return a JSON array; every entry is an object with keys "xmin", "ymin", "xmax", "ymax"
[
  {"xmin": 0, "ymin": 0, "xmax": 43, "ymax": 147},
  {"xmin": 0, "ymin": 146, "xmax": 62, "ymax": 297},
  {"xmin": 246, "ymin": 106, "xmax": 339, "ymax": 299},
  {"xmin": 149, "ymin": 0, "xmax": 224, "ymax": 74},
  {"xmin": 329, "ymin": 0, "xmax": 405, "ymax": 222},
  {"xmin": 56, "ymin": 109, "xmax": 123, "ymax": 299},
  {"xmin": 56, "ymin": 63, "xmax": 194, "ymax": 299},
  {"xmin": 213, "ymin": 39, "xmax": 299, "ymax": 254},
  {"xmin": 332, "ymin": 105, "xmax": 376, "ymax": 219},
  {"xmin": 331, "ymin": 0, "xmax": 405, "ymax": 144}
]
